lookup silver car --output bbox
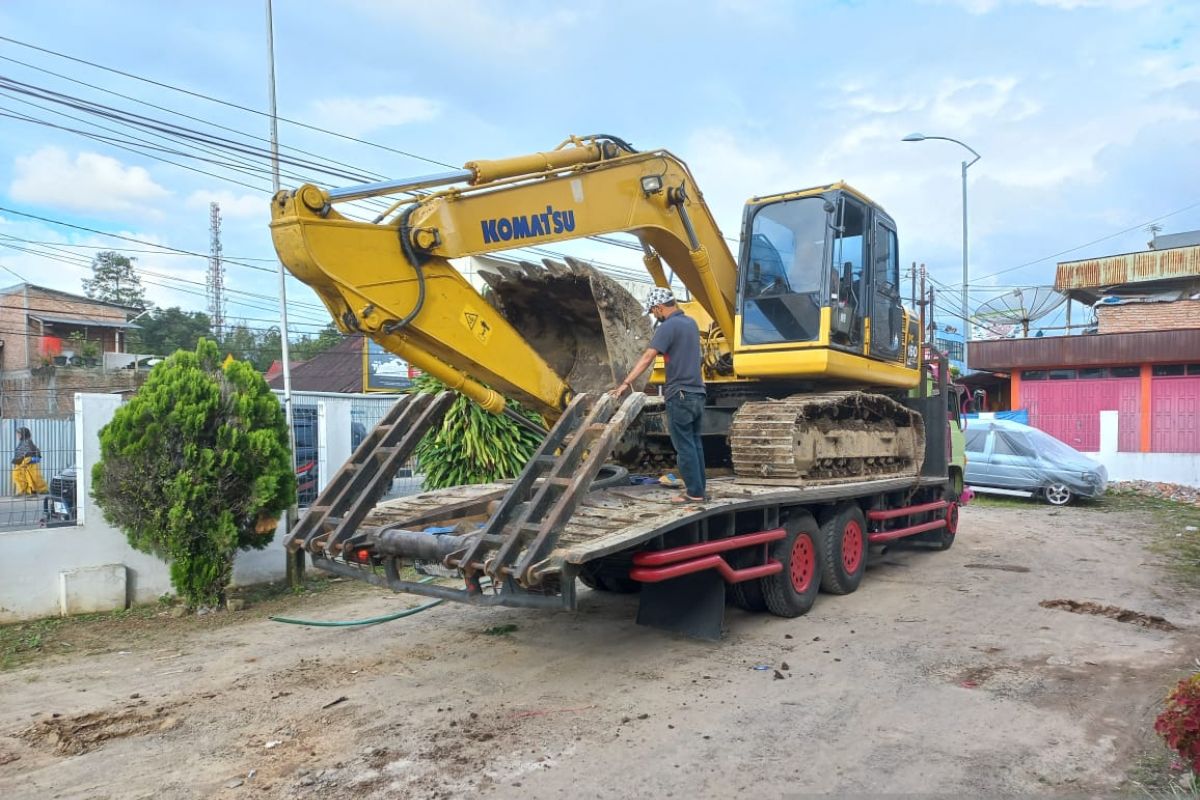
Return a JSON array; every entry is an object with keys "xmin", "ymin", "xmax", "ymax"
[{"xmin": 964, "ymin": 418, "xmax": 1108, "ymax": 506}]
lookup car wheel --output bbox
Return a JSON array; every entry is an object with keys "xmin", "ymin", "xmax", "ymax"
[{"xmin": 1044, "ymin": 483, "xmax": 1073, "ymax": 506}]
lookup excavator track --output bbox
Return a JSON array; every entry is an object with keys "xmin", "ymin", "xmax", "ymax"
[{"xmin": 729, "ymin": 391, "xmax": 924, "ymax": 486}]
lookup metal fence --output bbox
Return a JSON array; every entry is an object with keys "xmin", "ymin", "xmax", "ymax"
[
  {"xmin": 351, "ymin": 394, "xmax": 424, "ymax": 497},
  {"xmin": 282, "ymin": 391, "xmax": 426, "ymax": 508},
  {"xmin": 0, "ymin": 416, "xmax": 76, "ymax": 530}
]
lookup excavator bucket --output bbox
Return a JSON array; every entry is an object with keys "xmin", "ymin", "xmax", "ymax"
[{"xmin": 478, "ymin": 257, "xmax": 654, "ymax": 395}]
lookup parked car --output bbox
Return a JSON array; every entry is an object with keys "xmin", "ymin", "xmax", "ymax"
[{"xmin": 964, "ymin": 418, "xmax": 1107, "ymax": 506}]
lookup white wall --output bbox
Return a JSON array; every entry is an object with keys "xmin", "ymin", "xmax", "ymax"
[
  {"xmin": 1083, "ymin": 410, "xmax": 1200, "ymax": 488},
  {"xmin": 0, "ymin": 393, "xmax": 355, "ymax": 623}
]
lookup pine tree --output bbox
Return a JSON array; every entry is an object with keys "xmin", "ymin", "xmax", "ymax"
[
  {"xmin": 92, "ymin": 339, "xmax": 296, "ymax": 609},
  {"xmin": 82, "ymin": 251, "xmax": 148, "ymax": 310}
]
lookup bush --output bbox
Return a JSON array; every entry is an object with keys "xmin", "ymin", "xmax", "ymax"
[
  {"xmin": 1155, "ymin": 672, "xmax": 1200, "ymax": 774},
  {"xmin": 410, "ymin": 375, "xmax": 543, "ymax": 489},
  {"xmin": 92, "ymin": 339, "xmax": 296, "ymax": 609}
]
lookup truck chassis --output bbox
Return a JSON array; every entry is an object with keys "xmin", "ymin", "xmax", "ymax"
[{"xmin": 286, "ymin": 389, "xmax": 958, "ymax": 639}]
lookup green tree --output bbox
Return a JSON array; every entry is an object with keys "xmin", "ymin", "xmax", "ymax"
[
  {"xmin": 291, "ymin": 323, "xmax": 344, "ymax": 362},
  {"xmin": 411, "ymin": 375, "xmax": 544, "ymax": 489},
  {"xmin": 128, "ymin": 306, "xmax": 212, "ymax": 355},
  {"xmin": 220, "ymin": 323, "xmax": 280, "ymax": 372},
  {"xmin": 82, "ymin": 251, "xmax": 148, "ymax": 310},
  {"xmin": 92, "ymin": 339, "xmax": 295, "ymax": 609}
]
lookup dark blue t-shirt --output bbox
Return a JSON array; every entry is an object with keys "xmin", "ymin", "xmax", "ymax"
[{"xmin": 648, "ymin": 309, "xmax": 705, "ymax": 399}]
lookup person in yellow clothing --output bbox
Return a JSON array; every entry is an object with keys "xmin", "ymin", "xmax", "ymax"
[{"xmin": 12, "ymin": 426, "xmax": 48, "ymax": 495}]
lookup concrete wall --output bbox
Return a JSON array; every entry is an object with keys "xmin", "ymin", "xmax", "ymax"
[
  {"xmin": 0, "ymin": 392, "xmax": 355, "ymax": 623},
  {"xmin": 1084, "ymin": 410, "xmax": 1200, "ymax": 487}
]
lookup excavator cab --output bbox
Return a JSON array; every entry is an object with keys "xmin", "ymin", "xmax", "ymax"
[{"xmin": 733, "ymin": 183, "xmax": 918, "ymax": 388}]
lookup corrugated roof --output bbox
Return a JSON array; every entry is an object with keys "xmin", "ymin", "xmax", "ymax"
[
  {"xmin": 1055, "ymin": 244, "xmax": 1200, "ymax": 291},
  {"xmin": 29, "ymin": 313, "xmax": 140, "ymax": 329},
  {"xmin": 969, "ymin": 328, "xmax": 1200, "ymax": 370}
]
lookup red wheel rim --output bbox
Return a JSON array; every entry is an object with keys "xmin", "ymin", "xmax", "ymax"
[
  {"xmin": 945, "ymin": 503, "xmax": 959, "ymax": 534},
  {"xmin": 789, "ymin": 533, "xmax": 815, "ymax": 593},
  {"xmin": 842, "ymin": 519, "xmax": 863, "ymax": 573}
]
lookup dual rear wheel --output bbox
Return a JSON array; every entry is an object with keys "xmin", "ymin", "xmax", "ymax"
[{"xmin": 736, "ymin": 502, "xmax": 868, "ymax": 618}]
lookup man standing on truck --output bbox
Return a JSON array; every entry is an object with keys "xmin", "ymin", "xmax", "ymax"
[{"xmin": 610, "ymin": 287, "xmax": 707, "ymax": 503}]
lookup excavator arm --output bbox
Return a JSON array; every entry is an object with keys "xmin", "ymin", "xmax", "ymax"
[{"xmin": 269, "ymin": 136, "xmax": 736, "ymax": 419}]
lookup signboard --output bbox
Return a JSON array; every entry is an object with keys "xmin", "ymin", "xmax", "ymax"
[{"xmin": 363, "ymin": 338, "xmax": 416, "ymax": 391}]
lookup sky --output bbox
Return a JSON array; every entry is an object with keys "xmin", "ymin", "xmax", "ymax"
[{"xmin": 0, "ymin": 0, "xmax": 1196, "ymax": 341}]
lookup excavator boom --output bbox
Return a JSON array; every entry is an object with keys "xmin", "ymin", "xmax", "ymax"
[{"xmin": 270, "ymin": 136, "xmax": 739, "ymax": 419}]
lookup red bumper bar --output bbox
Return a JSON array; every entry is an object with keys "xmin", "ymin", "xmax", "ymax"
[
  {"xmin": 629, "ymin": 528, "xmax": 786, "ymax": 584},
  {"xmin": 867, "ymin": 499, "xmax": 947, "ymax": 521},
  {"xmin": 867, "ymin": 518, "xmax": 946, "ymax": 544}
]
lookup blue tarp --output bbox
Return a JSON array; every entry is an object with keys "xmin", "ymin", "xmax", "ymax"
[{"xmin": 964, "ymin": 409, "xmax": 1030, "ymax": 425}]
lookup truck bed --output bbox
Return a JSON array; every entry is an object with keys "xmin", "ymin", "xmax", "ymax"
[{"xmin": 363, "ymin": 474, "xmax": 946, "ymax": 578}]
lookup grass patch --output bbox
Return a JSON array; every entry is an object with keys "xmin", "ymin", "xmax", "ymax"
[
  {"xmin": 482, "ymin": 623, "xmax": 518, "ymax": 636},
  {"xmin": 0, "ymin": 574, "xmax": 371, "ymax": 672},
  {"xmin": 1098, "ymin": 493, "xmax": 1200, "ymax": 587},
  {"xmin": 1126, "ymin": 747, "xmax": 1199, "ymax": 798}
]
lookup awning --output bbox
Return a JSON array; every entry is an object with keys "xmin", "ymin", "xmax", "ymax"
[{"xmin": 29, "ymin": 313, "xmax": 140, "ymax": 329}]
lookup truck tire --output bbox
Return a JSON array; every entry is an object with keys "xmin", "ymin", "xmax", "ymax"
[
  {"xmin": 579, "ymin": 561, "xmax": 640, "ymax": 594},
  {"xmin": 729, "ymin": 577, "xmax": 767, "ymax": 612},
  {"xmin": 818, "ymin": 503, "xmax": 867, "ymax": 595},
  {"xmin": 934, "ymin": 502, "xmax": 959, "ymax": 551},
  {"xmin": 761, "ymin": 511, "xmax": 821, "ymax": 618}
]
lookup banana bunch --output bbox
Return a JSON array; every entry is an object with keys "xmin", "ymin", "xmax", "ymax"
[{"xmin": 411, "ymin": 375, "xmax": 544, "ymax": 489}]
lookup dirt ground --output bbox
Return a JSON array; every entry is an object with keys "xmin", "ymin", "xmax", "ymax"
[{"xmin": 2, "ymin": 498, "xmax": 1199, "ymax": 799}]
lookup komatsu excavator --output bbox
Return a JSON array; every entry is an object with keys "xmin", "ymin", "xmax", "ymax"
[
  {"xmin": 270, "ymin": 135, "xmax": 965, "ymax": 638},
  {"xmin": 270, "ymin": 134, "xmax": 925, "ymax": 484}
]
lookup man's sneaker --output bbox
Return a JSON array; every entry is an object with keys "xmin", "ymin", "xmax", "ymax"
[{"xmin": 658, "ymin": 473, "xmax": 684, "ymax": 488}]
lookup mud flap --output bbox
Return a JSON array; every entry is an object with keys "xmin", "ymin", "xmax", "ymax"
[{"xmin": 636, "ymin": 571, "xmax": 726, "ymax": 641}]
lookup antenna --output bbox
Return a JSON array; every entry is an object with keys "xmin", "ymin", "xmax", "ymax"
[
  {"xmin": 974, "ymin": 286, "xmax": 1065, "ymax": 338},
  {"xmin": 207, "ymin": 201, "xmax": 225, "ymax": 340},
  {"xmin": 1145, "ymin": 223, "xmax": 1163, "ymax": 249}
]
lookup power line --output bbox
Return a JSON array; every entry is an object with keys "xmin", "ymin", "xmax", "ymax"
[{"xmin": 0, "ymin": 35, "xmax": 457, "ymax": 169}]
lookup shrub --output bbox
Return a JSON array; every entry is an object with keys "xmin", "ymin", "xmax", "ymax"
[
  {"xmin": 92, "ymin": 339, "xmax": 295, "ymax": 609},
  {"xmin": 410, "ymin": 375, "xmax": 543, "ymax": 489},
  {"xmin": 1155, "ymin": 672, "xmax": 1200, "ymax": 774}
]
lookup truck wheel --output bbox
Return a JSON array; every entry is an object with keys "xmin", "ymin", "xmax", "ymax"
[
  {"xmin": 580, "ymin": 561, "xmax": 641, "ymax": 594},
  {"xmin": 729, "ymin": 577, "xmax": 767, "ymax": 612},
  {"xmin": 934, "ymin": 502, "xmax": 959, "ymax": 551},
  {"xmin": 818, "ymin": 503, "xmax": 867, "ymax": 595},
  {"xmin": 761, "ymin": 511, "xmax": 821, "ymax": 618}
]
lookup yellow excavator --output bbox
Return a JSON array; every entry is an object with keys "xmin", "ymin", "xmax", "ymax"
[{"xmin": 270, "ymin": 134, "xmax": 925, "ymax": 484}]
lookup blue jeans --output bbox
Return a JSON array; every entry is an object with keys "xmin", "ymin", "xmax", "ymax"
[{"xmin": 666, "ymin": 391, "xmax": 706, "ymax": 498}]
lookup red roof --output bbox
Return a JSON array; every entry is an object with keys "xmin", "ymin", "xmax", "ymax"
[{"xmin": 267, "ymin": 335, "xmax": 365, "ymax": 393}]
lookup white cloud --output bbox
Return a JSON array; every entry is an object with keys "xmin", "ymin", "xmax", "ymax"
[
  {"xmin": 8, "ymin": 147, "xmax": 171, "ymax": 217},
  {"xmin": 930, "ymin": 77, "xmax": 1039, "ymax": 129},
  {"xmin": 185, "ymin": 190, "xmax": 264, "ymax": 220},
  {"xmin": 350, "ymin": 0, "xmax": 585, "ymax": 57},
  {"xmin": 308, "ymin": 95, "xmax": 440, "ymax": 137}
]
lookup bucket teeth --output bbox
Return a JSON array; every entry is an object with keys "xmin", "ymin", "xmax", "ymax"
[{"xmin": 474, "ymin": 258, "xmax": 653, "ymax": 395}]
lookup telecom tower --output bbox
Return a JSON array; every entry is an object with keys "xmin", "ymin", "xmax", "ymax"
[{"xmin": 207, "ymin": 201, "xmax": 225, "ymax": 340}]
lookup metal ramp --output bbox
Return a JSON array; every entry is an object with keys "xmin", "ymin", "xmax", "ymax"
[
  {"xmin": 285, "ymin": 391, "xmax": 455, "ymax": 556},
  {"xmin": 447, "ymin": 391, "xmax": 646, "ymax": 587}
]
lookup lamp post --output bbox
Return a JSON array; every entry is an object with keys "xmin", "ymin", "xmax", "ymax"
[{"xmin": 902, "ymin": 133, "xmax": 981, "ymax": 370}]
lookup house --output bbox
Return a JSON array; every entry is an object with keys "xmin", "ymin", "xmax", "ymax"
[
  {"xmin": 0, "ymin": 283, "xmax": 141, "ymax": 373},
  {"xmin": 0, "ymin": 284, "xmax": 147, "ymax": 417},
  {"xmin": 968, "ymin": 243, "xmax": 1200, "ymax": 456}
]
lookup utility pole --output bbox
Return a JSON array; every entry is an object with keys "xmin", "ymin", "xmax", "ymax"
[
  {"xmin": 266, "ymin": 0, "xmax": 303, "ymax": 585},
  {"xmin": 207, "ymin": 202, "xmax": 225, "ymax": 341}
]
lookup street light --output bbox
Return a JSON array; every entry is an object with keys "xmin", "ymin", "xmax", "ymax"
[{"xmin": 902, "ymin": 132, "xmax": 981, "ymax": 370}]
